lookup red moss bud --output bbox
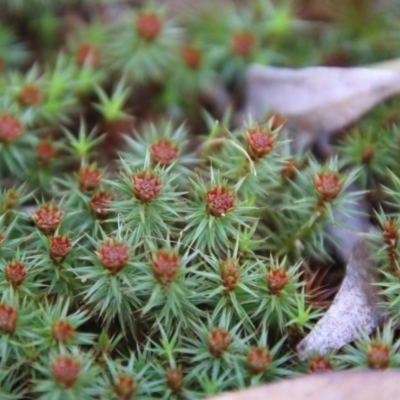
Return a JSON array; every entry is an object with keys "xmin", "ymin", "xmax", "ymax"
[
  {"xmin": 383, "ymin": 219, "xmax": 398, "ymax": 245},
  {"xmin": 132, "ymin": 171, "xmax": 162, "ymax": 204},
  {"xmin": 152, "ymin": 251, "xmax": 179, "ymax": 286},
  {"xmin": 166, "ymin": 368, "xmax": 183, "ymax": 394},
  {"xmin": 282, "ymin": 159, "xmax": 297, "ymax": 181},
  {"xmin": 150, "ymin": 139, "xmax": 179, "ymax": 167},
  {"xmin": 267, "ymin": 269, "xmax": 288, "ymax": 294},
  {"xmin": 220, "ymin": 259, "xmax": 239, "ymax": 291},
  {"xmin": 182, "ymin": 46, "xmax": 202, "ymax": 70},
  {"xmin": 49, "ymin": 236, "xmax": 72, "ymax": 262},
  {"xmin": 314, "ymin": 172, "xmax": 342, "ymax": 202},
  {"xmin": 89, "ymin": 191, "xmax": 114, "ymax": 220},
  {"xmin": 5, "ymin": 262, "xmax": 26, "ymax": 289},
  {"xmin": 52, "ymin": 321, "xmax": 75, "ymax": 344},
  {"xmin": 248, "ymin": 348, "xmax": 271, "ymax": 375},
  {"xmin": 206, "ymin": 186, "xmax": 235, "ymax": 217},
  {"xmin": 18, "ymin": 84, "xmax": 42, "ymax": 106},
  {"xmin": 231, "ymin": 31, "xmax": 255, "ymax": 57},
  {"xmin": 32, "ymin": 204, "xmax": 63, "ymax": 235},
  {"xmin": 0, "ymin": 115, "xmax": 24, "ymax": 143},
  {"xmin": 367, "ymin": 343, "xmax": 390, "ymax": 369},
  {"xmin": 76, "ymin": 44, "xmax": 101, "ymax": 68},
  {"xmin": 96, "ymin": 239, "xmax": 129, "ymax": 274},
  {"xmin": 247, "ymin": 127, "xmax": 276, "ymax": 160},
  {"xmin": 51, "ymin": 357, "xmax": 80, "ymax": 387},
  {"xmin": 79, "ymin": 164, "xmax": 102, "ymax": 192},
  {"xmin": 114, "ymin": 375, "xmax": 136, "ymax": 399},
  {"xmin": 136, "ymin": 13, "xmax": 162, "ymax": 41},
  {"xmin": 267, "ymin": 112, "xmax": 287, "ymax": 130},
  {"xmin": 208, "ymin": 329, "xmax": 230, "ymax": 357},
  {"xmin": 0, "ymin": 304, "xmax": 17, "ymax": 334},
  {"xmin": 308, "ymin": 356, "xmax": 334, "ymax": 373},
  {"xmin": 37, "ymin": 141, "xmax": 57, "ymax": 165}
]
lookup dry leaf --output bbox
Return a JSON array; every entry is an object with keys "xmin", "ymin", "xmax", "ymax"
[
  {"xmin": 297, "ymin": 238, "xmax": 382, "ymax": 359},
  {"xmin": 205, "ymin": 370, "xmax": 400, "ymax": 400},
  {"xmin": 241, "ymin": 64, "xmax": 400, "ymax": 149}
]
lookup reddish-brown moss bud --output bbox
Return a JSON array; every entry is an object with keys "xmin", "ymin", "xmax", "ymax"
[
  {"xmin": 114, "ymin": 375, "xmax": 136, "ymax": 399},
  {"xmin": 5, "ymin": 262, "xmax": 26, "ymax": 289},
  {"xmin": 0, "ymin": 115, "xmax": 24, "ymax": 143},
  {"xmin": 136, "ymin": 13, "xmax": 162, "ymax": 41},
  {"xmin": 308, "ymin": 356, "xmax": 334, "ymax": 373},
  {"xmin": 18, "ymin": 84, "xmax": 41, "ymax": 106},
  {"xmin": 132, "ymin": 171, "xmax": 162, "ymax": 204},
  {"xmin": 314, "ymin": 172, "xmax": 342, "ymax": 202},
  {"xmin": 96, "ymin": 239, "xmax": 129, "ymax": 274},
  {"xmin": 1, "ymin": 189, "xmax": 19, "ymax": 212},
  {"xmin": 37, "ymin": 141, "xmax": 57, "ymax": 165},
  {"xmin": 150, "ymin": 139, "xmax": 179, "ymax": 167},
  {"xmin": 51, "ymin": 357, "xmax": 80, "ymax": 387},
  {"xmin": 231, "ymin": 31, "xmax": 255, "ymax": 57},
  {"xmin": 32, "ymin": 204, "xmax": 63, "ymax": 235},
  {"xmin": 267, "ymin": 269, "xmax": 288, "ymax": 294},
  {"xmin": 182, "ymin": 46, "xmax": 202, "ymax": 70},
  {"xmin": 361, "ymin": 145, "xmax": 375, "ymax": 164},
  {"xmin": 208, "ymin": 329, "xmax": 230, "ymax": 357},
  {"xmin": 206, "ymin": 186, "xmax": 235, "ymax": 217},
  {"xmin": 247, "ymin": 128, "xmax": 276, "ymax": 160},
  {"xmin": 89, "ymin": 191, "xmax": 114, "ymax": 219},
  {"xmin": 79, "ymin": 164, "xmax": 102, "ymax": 192},
  {"xmin": 49, "ymin": 236, "xmax": 72, "ymax": 262},
  {"xmin": 383, "ymin": 220, "xmax": 398, "ymax": 245},
  {"xmin": 52, "ymin": 321, "xmax": 75, "ymax": 344},
  {"xmin": 166, "ymin": 368, "xmax": 183, "ymax": 394},
  {"xmin": 152, "ymin": 251, "xmax": 179, "ymax": 286},
  {"xmin": 267, "ymin": 112, "xmax": 287, "ymax": 130},
  {"xmin": 0, "ymin": 304, "xmax": 17, "ymax": 334},
  {"xmin": 248, "ymin": 348, "xmax": 271, "ymax": 375},
  {"xmin": 367, "ymin": 343, "xmax": 390, "ymax": 369},
  {"xmin": 76, "ymin": 44, "xmax": 101, "ymax": 68},
  {"xmin": 220, "ymin": 259, "xmax": 239, "ymax": 291},
  {"xmin": 282, "ymin": 159, "xmax": 297, "ymax": 181}
]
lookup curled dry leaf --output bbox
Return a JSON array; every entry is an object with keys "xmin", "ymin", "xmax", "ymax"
[
  {"xmin": 297, "ymin": 238, "xmax": 383, "ymax": 359},
  {"xmin": 241, "ymin": 64, "xmax": 400, "ymax": 150},
  {"xmin": 205, "ymin": 370, "xmax": 400, "ymax": 400}
]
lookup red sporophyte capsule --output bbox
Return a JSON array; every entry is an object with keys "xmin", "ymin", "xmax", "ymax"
[
  {"xmin": 208, "ymin": 329, "xmax": 230, "ymax": 357},
  {"xmin": 37, "ymin": 141, "xmax": 57, "ymax": 165},
  {"xmin": 5, "ymin": 262, "xmax": 27, "ymax": 289},
  {"xmin": 231, "ymin": 31, "xmax": 255, "ymax": 57},
  {"xmin": 18, "ymin": 84, "xmax": 41, "ymax": 106},
  {"xmin": 49, "ymin": 236, "xmax": 72, "ymax": 262},
  {"xmin": 166, "ymin": 368, "xmax": 183, "ymax": 394},
  {"xmin": 78, "ymin": 164, "xmax": 102, "ymax": 192},
  {"xmin": 267, "ymin": 269, "xmax": 289, "ymax": 294},
  {"xmin": 0, "ymin": 115, "xmax": 24, "ymax": 143},
  {"xmin": 247, "ymin": 127, "xmax": 276, "ymax": 160},
  {"xmin": 182, "ymin": 46, "xmax": 202, "ymax": 70},
  {"xmin": 32, "ymin": 205, "xmax": 64, "ymax": 235},
  {"xmin": 76, "ymin": 44, "xmax": 101, "ymax": 68},
  {"xmin": 150, "ymin": 139, "xmax": 179, "ymax": 167},
  {"xmin": 220, "ymin": 259, "xmax": 239, "ymax": 291},
  {"xmin": 96, "ymin": 239, "xmax": 129, "ymax": 274},
  {"xmin": 152, "ymin": 251, "xmax": 180, "ymax": 286},
  {"xmin": 383, "ymin": 220, "xmax": 398, "ymax": 245},
  {"xmin": 89, "ymin": 191, "xmax": 114, "ymax": 220},
  {"xmin": 206, "ymin": 186, "xmax": 235, "ymax": 217},
  {"xmin": 51, "ymin": 357, "xmax": 80, "ymax": 388},
  {"xmin": 114, "ymin": 375, "xmax": 136, "ymax": 399},
  {"xmin": 52, "ymin": 321, "xmax": 75, "ymax": 344},
  {"xmin": 308, "ymin": 356, "xmax": 334, "ymax": 373},
  {"xmin": 314, "ymin": 172, "xmax": 342, "ymax": 203},
  {"xmin": 247, "ymin": 348, "xmax": 271, "ymax": 375},
  {"xmin": 132, "ymin": 171, "xmax": 162, "ymax": 204},
  {"xmin": 0, "ymin": 304, "xmax": 17, "ymax": 334},
  {"xmin": 367, "ymin": 343, "xmax": 390, "ymax": 369},
  {"xmin": 136, "ymin": 12, "xmax": 162, "ymax": 41}
]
